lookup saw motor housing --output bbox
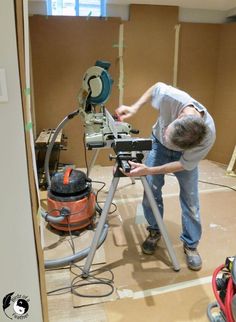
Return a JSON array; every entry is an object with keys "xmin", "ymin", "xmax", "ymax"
[{"xmin": 78, "ymin": 60, "xmax": 133, "ymax": 149}]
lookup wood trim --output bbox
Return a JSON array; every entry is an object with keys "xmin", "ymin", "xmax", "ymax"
[{"xmin": 14, "ymin": 1, "xmax": 49, "ymax": 321}]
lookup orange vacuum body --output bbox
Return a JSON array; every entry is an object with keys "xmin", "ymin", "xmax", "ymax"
[{"xmin": 47, "ymin": 168, "xmax": 96, "ymax": 231}]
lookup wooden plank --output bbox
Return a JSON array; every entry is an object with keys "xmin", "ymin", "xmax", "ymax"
[
  {"xmin": 35, "ymin": 129, "xmax": 52, "ymax": 145},
  {"xmin": 35, "ymin": 129, "xmax": 63, "ymax": 146},
  {"xmin": 15, "ymin": 1, "xmax": 49, "ymax": 321},
  {"xmin": 226, "ymin": 145, "xmax": 236, "ymax": 176}
]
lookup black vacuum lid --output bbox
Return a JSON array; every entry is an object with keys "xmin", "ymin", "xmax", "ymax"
[{"xmin": 50, "ymin": 168, "xmax": 90, "ymax": 196}]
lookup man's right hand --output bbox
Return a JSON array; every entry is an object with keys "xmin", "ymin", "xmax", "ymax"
[{"xmin": 115, "ymin": 105, "xmax": 138, "ymax": 121}]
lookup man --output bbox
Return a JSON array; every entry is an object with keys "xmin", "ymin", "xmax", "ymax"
[{"xmin": 115, "ymin": 82, "xmax": 216, "ymax": 271}]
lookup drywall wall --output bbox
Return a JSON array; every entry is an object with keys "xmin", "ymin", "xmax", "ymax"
[
  {"xmin": 178, "ymin": 22, "xmax": 236, "ymax": 165},
  {"xmin": 122, "ymin": 4, "xmax": 178, "ymax": 137},
  {"xmin": 178, "ymin": 23, "xmax": 220, "ymax": 115},
  {"xmin": 210, "ymin": 24, "xmax": 236, "ymax": 164},
  {"xmin": 179, "ymin": 8, "xmax": 226, "ymax": 23},
  {"xmin": 0, "ymin": 1, "xmax": 43, "ymax": 321}
]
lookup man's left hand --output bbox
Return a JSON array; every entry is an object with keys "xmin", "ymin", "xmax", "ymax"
[{"xmin": 120, "ymin": 161, "xmax": 150, "ymax": 177}]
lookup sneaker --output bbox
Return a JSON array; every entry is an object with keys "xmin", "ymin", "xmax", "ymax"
[
  {"xmin": 184, "ymin": 245, "xmax": 202, "ymax": 271},
  {"xmin": 142, "ymin": 230, "xmax": 161, "ymax": 255}
]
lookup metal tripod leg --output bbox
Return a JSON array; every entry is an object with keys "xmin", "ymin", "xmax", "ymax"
[
  {"xmin": 141, "ymin": 176, "xmax": 180, "ymax": 271},
  {"xmin": 82, "ymin": 174, "xmax": 180, "ymax": 277},
  {"xmin": 82, "ymin": 176, "xmax": 120, "ymax": 277},
  {"xmin": 87, "ymin": 149, "xmax": 99, "ymax": 177}
]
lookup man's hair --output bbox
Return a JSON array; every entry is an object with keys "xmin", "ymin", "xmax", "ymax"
[{"xmin": 169, "ymin": 115, "xmax": 207, "ymax": 150}]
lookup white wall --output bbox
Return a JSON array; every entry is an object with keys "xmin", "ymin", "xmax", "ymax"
[
  {"xmin": 29, "ymin": 0, "xmax": 47, "ymax": 15},
  {"xmin": 179, "ymin": 7, "xmax": 226, "ymax": 23},
  {"xmin": 0, "ymin": 1, "xmax": 43, "ymax": 321},
  {"xmin": 28, "ymin": 0, "xmax": 232, "ymax": 22},
  {"xmin": 107, "ymin": 4, "xmax": 129, "ymax": 20}
]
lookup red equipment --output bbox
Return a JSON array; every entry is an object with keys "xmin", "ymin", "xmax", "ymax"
[
  {"xmin": 208, "ymin": 257, "xmax": 236, "ymax": 322},
  {"xmin": 47, "ymin": 168, "xmax": 96, "ymax": 231}
]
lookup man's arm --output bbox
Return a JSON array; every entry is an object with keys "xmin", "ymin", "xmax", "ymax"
[
  {"xmin": 116, "ymin": 84, "xmax": 157, "ymax": 121},
  {"xmin": 121, "ymin": 160, "xmax": 185, "ymax": 177}
]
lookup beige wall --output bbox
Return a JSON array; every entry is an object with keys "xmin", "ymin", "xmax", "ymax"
[
  {"xmin": 210, "ymin": 24, "xmax": 236, "ymax": 164},
  {"xmin": 123, "ymin": 5, "xmax": 178, "ymax": 138},
  {"xmin": 178, "ymin": 22, "xmax": 236, "ymax": 165}
]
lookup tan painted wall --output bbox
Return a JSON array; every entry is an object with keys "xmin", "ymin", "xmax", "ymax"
[
  {"xmin": 178, "ymin": 23, "xmax": 220, "ymax": 115},
  {"xmin": 177, "ymin": 23, "xmax": 220, "ymax": 161},
  {"xmin": 178, "ymin": 22, "xmax": 236, "ymax": 165},
  {"xmin": 210, "ymin": 24, "xmax": 236, "ymax": 165},
  {"xmin": 123, "ymin": 5, "xmax": 178, "ymax": 138}
]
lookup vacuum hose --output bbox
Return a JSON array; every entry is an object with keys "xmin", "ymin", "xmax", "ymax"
[
  {"xmin": 41, "ymin": 207, "xmax": 65, "ymax": 223},
  {"xmin": 44, "ymin": 110, "xmax": 79, "ymax": 187},
  {"xmin": 44, "ymin": 223, "xmax": 109, "ymax": 269}
]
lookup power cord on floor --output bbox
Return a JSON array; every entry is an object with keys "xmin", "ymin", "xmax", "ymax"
[
  {"xmin": 70, "ymin": 264, "xmax": 115, "ymax": 298},
  {"xmin": 46, "ymin": 216, "xmax": 115, "ymax": 298},
  {"xmin": 166, "ymin": 173, "xmax": 236, "ymax": 192},
  {"xmin": 46, "ymin": 264, "xmax": 115, "ymax": 298},
  {"xmin": 197, "ymin": 179, "xmax": 236, "ymax": 192}
]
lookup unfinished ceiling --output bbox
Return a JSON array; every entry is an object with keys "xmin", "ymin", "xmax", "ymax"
[{"xmin": 107, "ymin": 0, "xmax": 236, "ymax": 11}]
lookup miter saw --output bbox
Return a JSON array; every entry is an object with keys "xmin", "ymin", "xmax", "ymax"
[
  {"xmin": 44, "ymin": 60, "xmax": 136, "ymax": 185},
  {"xmin": 77, "ymin": 60, "xmax": 137, "ymax": 149}
]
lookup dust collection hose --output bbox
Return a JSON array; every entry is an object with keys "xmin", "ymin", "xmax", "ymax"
[
  {"xmin": 44, "ymin": 110, "xmax": 79, "ymax": 186},
  {"xmin": 42, "ymin": 109, "xmax": 109, "ymax": 269}
]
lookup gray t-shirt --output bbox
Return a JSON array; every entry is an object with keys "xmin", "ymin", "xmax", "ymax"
[{"xmin": 151, "ymin": 82, "xmax": 216, "ymax": 170}]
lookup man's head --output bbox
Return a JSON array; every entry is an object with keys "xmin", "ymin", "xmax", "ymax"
[{"xmin": 164, "ymin": 115, "xmax": 207, "ymax": 150}]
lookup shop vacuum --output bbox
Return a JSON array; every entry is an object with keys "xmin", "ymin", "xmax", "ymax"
[
  {"xmin": 41, "ymin": 165, "xmax": 108, "ymax": 269},
  {"xmin": 41, "ymin": 133, "xmax": 108, "ymax": 269},
  {"xmin": 47, "ymin": 167, "xmax": 96, "ymax": 232}
]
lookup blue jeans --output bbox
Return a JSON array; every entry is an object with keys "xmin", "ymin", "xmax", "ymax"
[{"xmin": 142, "ymin": 134, "xmax": 201, "ymax": 249}]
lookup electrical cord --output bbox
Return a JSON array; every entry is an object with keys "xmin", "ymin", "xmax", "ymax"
[
  {"xmin": 46, "ymin": 264, "xmax": 115, "ymax": 298},
  {"xmin": 83, "ymin": 133, "xmax": 89, "ymax": 175},
  {"xmin": 167, "ymin": 173, "xmax": 236, "ymax": 192},
  {"xmin": 46, "ymin": 218, "xmax": 115, "ymax": 298},
  {"xmin": 66, "ymin": 216, "xmax": 76, "ymax": 254},
  {"xmin": 47, "ymin": 204, "xmax": 89, "ymax": 217},
  {"xmin": 82, "ymin": 132, "xmax": 118, "ymax": 215},
  {"xmin": 92, "ymin": 180, "xmax": 117, "ymax": 215},
  {"xmin": 197, "ymin": 179, "xmax": 236, "ymax": 192},
  {"xmin": 70, "ymin": 264, "xmax": 115, "ymax": 298}
]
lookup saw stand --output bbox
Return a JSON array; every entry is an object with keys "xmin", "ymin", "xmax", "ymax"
[{"xmin": 82, "ymin": 150, "xmax": 180, "ymax": 277}]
